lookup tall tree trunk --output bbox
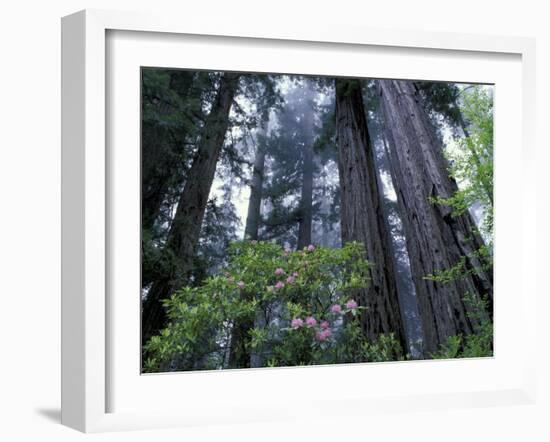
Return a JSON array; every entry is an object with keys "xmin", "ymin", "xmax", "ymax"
[
  {"xmin": 142, "ymin": 72, "xmax": 240, "ymax": 344},
  {"xmin": 379, "ymin": 133, "xmax": 424, "ymax": 356},
  {"xmin": 377, "ymin": 79, "xmax": 493, "ymax": 355},
  {"xmin": 297, "ymin": 140, "xmax": 314, "ymax": 249},
  {"xmin": 334, "ymin": 78, "xmax": 407, "ymax": 351},
  {"xmin": 243, "ymin": 129, "xmax": 266, "ymax": 241},
  {"xmin": 297, "ymin": 88, "xmax": 316, "ymax": 250},
  {"xmin": 230, "ymin": 127, "xmax": 267, "ymax": 368}
]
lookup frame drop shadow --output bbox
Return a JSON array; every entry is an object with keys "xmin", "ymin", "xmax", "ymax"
[{"xmin": 34, "ymin": 407, "xmax": 61, "ymax": 423}]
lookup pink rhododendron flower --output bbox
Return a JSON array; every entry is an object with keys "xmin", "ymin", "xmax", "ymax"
[
  {"xmin": 275, "ymin": 267, "xmax": 285, "ymax": 276},
  {"xmin": 330, "ymin": 304, "xmax": 342, "ymax": 314},
  {"xmin": 291, "ymin": 318, "xmax": 304, "ymax": 329},
  {"xmin": 275, "ymin": 281, "xmax": 285, "ymax": 290},
  {"xmin": 286, "ymin": 275, "xmax": 295, "ymax": 284},
  {"xmin": 320, "ymin": 320, "xmax": 330, "ymax": 330},
  {"xmin": 305, "ymin": 316, "xmax": 317, "ymax": 327},
  {"xmin": 315, "ymin": 329, "xmax": 331, "ymax": 341},
  {"xmin": 307, "ymin": 244, "xmax": 316, "ymax": 252},
  {"xmin": 237, "ymin": 281, "xmax": 245, "ymax": 290},
  {"xmin": 292, "ymin": 271, "xmax": 299, "ymax": 277},
  {"xmin": 346, "ymin": 299, "xmax": 358, "ymax": 309}
]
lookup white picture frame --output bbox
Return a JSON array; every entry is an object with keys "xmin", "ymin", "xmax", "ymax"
[{"xmin": 61, "ymin": 9, "xmax": 537, "ymax": 433}]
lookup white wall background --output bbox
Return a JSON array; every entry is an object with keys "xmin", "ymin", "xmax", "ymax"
[{"xmin": 0, "ymin": 1, "xmax": 548, "ymax": 440}]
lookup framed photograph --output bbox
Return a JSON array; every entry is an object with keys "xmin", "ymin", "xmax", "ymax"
[{"xmin": 61, "ymin": 9, "xmax": 537, "ymax": 432}]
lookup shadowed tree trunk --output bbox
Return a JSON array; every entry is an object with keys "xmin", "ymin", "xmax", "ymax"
[
  {"xmin": 377, "ymin": 79, "xmax": 493, "ymax": 354},
  {"xmin": 228, "ymin": 317, "xmax": 252, "ymax": 368},
  {"xmin": 335, "ymin": 78, "xmax": 407, "ymax": 351},
  {"xmin": 142, "ymin": 72, "xmax": 240, "ymax": 344}
]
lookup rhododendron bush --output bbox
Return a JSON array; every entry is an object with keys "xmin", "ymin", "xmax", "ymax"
[{"xmin": 144, "ymin": 241, "xmax": 402, "ymax": 372}]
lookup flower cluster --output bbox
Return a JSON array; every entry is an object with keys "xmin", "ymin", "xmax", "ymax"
[
  {"xmin": 289, "ymin": 315, "xmax": 334, "ymax": 341},
  {"xmin": 329, "ymin": 299, "xmax": 358, "ymax": 314},
  {"xmin": 305, "ymin": 316, "xmax": 317, "ymax": 327},
  {"xmin": 270, "ymin": 269, "xmax": 299, "ymax": 292},
  {"xmin": 315, "ymin": 329, "xmax": 332, "ymax": 341},
  {"xmin": 346, "ymin": 299, "xmax": 358, "ymax": 310},
  {"xmin": 290, "ymin": 314, "xmax": 332, "ymax": 342}
]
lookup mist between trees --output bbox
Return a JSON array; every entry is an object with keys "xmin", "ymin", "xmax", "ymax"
[{"xmin": 140, "ymin": 68, "xmax": 494, "ymax": 373}]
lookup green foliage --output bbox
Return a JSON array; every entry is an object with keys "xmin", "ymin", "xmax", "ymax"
[
  {"xmin": 435, "ymin": 86, "xmax": 494, "ymax": 240},
  {"xmin": 431, "ymin": 293, "xmax": 493, "ymax": 359},
  {"xmin": 333, "ymin": 322, "xmax": 403, "ymax": 363},
  {"xmin": 431, "ymin": 335, "xmax": 462, "ymax": 359},
  {"xmin": 423, "ymin": 245, "xmax": 492, "ymax": 285},
  {"xmin": 423, "ymin": 256, "xmax": 469, "ymax": 284},
  {"xmin": 143, "ymin": 241, "xmax": 403, "ymax": 372},
  {"xmin": 424, "ymin": 85, "xmax": 493, "ymax": 300}
]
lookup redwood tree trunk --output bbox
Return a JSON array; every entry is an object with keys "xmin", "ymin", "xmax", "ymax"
[
  {"xmin": 243, "ymin": 130, "xmax": 266, "ymax": 241},
  {"xmin": 335, "ymin": 78, "xmax": 407, "ymax": 351},
  {"xmin": 142, "ymin": 72, "xmax": 240, "ymax": 344},
  {"xmin": 377, "ymin": 79, "xmax": 493, "ymax": 354}
]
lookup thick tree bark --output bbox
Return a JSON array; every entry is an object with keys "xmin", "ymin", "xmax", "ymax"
[
  {"xmin": 335, "ymin": 78, "xmax": 407, "ymax": 351},
  {"xmin": 142, "ymin": 72, "xmax": 240, "ymax": 344},
  {"xmin": 377, "ymin": 79, "xmax": 493, "ymax": 354}
]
